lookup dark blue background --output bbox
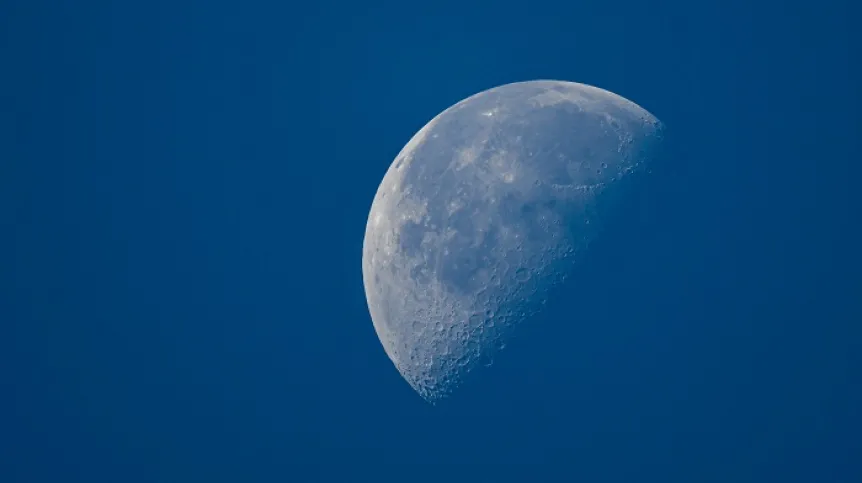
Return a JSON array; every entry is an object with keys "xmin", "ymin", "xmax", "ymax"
[{"xmin": 2, "ymin": 0, "xmax": 860, "ymax": 480}]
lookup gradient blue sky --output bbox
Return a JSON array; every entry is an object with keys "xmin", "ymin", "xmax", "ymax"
[{"xmin": 2, "ymin": 0, "xmax": 860, "ymax": 481}]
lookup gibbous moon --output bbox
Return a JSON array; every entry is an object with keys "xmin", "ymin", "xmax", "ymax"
[{"xmin": 362, "ymin": 80, "xmax": 663, "ymax": 402}]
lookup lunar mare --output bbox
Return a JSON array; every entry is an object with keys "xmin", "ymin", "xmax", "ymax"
[{"xmin": 362, "ymin": 80, "xmax": 663, "ymax": 402}]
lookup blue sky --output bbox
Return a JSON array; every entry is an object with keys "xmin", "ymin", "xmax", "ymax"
[{"xmin": 2, "ymin": 0, "xmax": 860, "ymax": 481}]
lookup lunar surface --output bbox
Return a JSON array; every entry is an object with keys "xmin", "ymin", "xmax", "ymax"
[{"xmin": 362, "ymin": 80, "xmax": 663, "ymax": 402}]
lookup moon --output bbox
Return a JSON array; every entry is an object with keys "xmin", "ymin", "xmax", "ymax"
[{"xmin": 362, "ymin": 80, "xmax": 663, "ymax": 402}]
